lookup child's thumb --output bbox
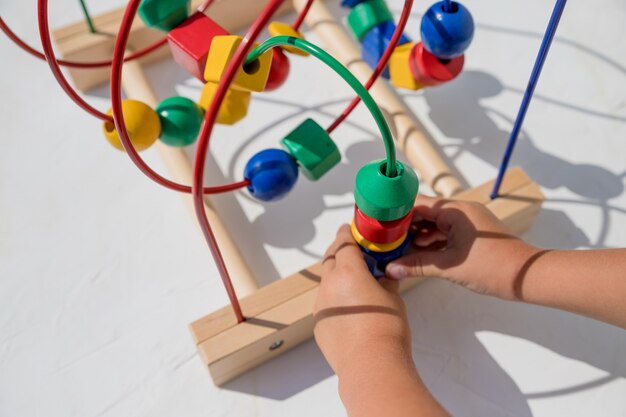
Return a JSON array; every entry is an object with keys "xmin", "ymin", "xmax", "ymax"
[{"xmin": 385, "ymin": 250, "xmax": 448, "ymax": 280}]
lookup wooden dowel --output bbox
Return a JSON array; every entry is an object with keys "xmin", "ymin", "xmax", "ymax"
[
  {"xmin": 121, "ymin": 59, "xmax": 259, "ymax": 297},
  {"xmin": 293, "ymin": 0, "xmax": 465, "ymax": 197}
]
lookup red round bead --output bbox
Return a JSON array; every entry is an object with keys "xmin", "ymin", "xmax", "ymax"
[
  {"xmin": 354, "ymin": 206, "xmax": 413, "ymax": 244},
  {"xmin": 264, "ymin": 48, "xmax": 290, "ymax": 91},
  {"xmin": 409, "ymin": 42, "xmax": 464, "ymax": 87}
]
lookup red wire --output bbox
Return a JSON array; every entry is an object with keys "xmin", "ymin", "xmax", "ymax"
[
  {"xmin": 108, "ymin": 0, "xmax": 250, "ymax": 196},
  {"xmin": 326, "ymin": 0, "xmax": 414, "ymax": 133},
  {"xmin": 32, "ymin": 0, "xmax": 248, "ymax": 195},
  {"xmin": 191, "ymin": 0, "xmax": 287, "ymax": 323},
  {"xmin": 292, "ymin": 0, "xmax": 314, "ymax": 31},
  {"xmin": 112, "ymin": 0, "xmax": 270, "ymax": 323},
  {"xmin": 1, "ymin": 17, "xmax": 167, "ymax": 69},
  {"xmin": 37, "ymin": 0, "xmax": 112, "ymax": 121}
]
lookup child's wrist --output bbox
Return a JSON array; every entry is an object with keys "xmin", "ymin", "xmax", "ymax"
[
  {"xmin": 499, "ymin": 240, "xmax": 544, "ymax": 301},
  {"xmin": 337, "ymin": 340, "xmax": 416, "ymax": 388},
  {"xmin": 337, "ymin": 342, "xmax": 422, "ymax": 411}
]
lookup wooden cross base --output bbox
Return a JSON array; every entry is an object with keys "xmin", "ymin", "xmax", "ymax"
[{"xmin": 190, "ymin": 167, "xmax": 543, "ymax": 385}]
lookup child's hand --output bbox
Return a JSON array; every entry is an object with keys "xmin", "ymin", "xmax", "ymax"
[
  {"xmin": 385, "ymin": 195, "xmax": 539, "ymax": 300},
  {"xmin": 316, "ymin": 225, "xmax": 451, "ymax": 416},
  {"xmin": 314, "ymin": 225, "xmax": 413, "ymax": 376}
]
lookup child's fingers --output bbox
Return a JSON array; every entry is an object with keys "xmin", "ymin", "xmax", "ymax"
[
  {"xmin": 332, "ymin": 225, "xmax": 370, "ymax": 271},
  {"xmin": 411, "ymin": 220, "xmax": 448, "ymax": 247},
  {"xmin": 385, "ymin": 248, "xmax": 452, "ymax": 280},
  {"xmin": 412, "ymin": 195, "xmax": 450, "ymax": 220},
  {"xmin": 323, "ymin": 225, "xmax": 369, "ymax": 276},
  {"xmin": 379, "ymin": 277, "xmax": 400, "ymax": 293},
  {"xmin": 414, "ymin": 229, "xmax": 447, "ymax": 247},
  {"xmin": 322, "ymin": 226, "xmax": 346, "ymax": 275}
]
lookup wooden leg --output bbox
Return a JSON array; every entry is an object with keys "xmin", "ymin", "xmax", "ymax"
[{"xmin": 120, "ymin": 60, "xmax": 260, "ymax": 297}]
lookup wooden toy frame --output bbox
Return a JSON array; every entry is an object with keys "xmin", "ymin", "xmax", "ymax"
[{"xmin": 52, "ymin": 0, "xmax": 544, "ymax": 386}]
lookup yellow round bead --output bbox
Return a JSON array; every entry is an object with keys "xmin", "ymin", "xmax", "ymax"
[
  {"xmin": 268, "ymin": 21, "xmax": 309, "ymax": 57},
  {"xmin": 351, "ymin": 220, "xmax": 408, "ymax": 252},
  {"xmin": 103, "ymin": 100, "xmax": 161, "ymax": 152}
]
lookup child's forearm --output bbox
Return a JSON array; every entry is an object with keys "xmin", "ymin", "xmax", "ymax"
[
  {"xmin": 337, "ymin": 343, "xmax": 449, "ymax": 417},
  {"xmin": 518, "ymin": 248, "xmax": 626, "ymax": 328}
]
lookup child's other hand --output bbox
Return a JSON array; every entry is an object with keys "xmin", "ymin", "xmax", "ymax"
[
  {"xmin": 315, "ymin": 225, "xmax": 413, "ymax": 377},
  {"xmin": 386, "ymin": 195, "xmax": 539, "ymax": 300}
]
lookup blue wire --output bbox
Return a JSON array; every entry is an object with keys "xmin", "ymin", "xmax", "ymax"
[
  {"xmin": 490, "ymin": 0, "xmax": 567, "ymax": 199},
  {"xmin": 443, "ymin": 0, "xmax": 453, "ymax": 12}
]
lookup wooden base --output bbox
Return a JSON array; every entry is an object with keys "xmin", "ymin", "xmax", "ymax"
[{"xmin": 190, "ymin": 167, "xmax": 544, "ymax": 385}]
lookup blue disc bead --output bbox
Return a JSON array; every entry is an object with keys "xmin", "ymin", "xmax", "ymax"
[
  {"xmin": 420, "ymin": 1, "xmax": 474, "ymax": 59},
  {"xmin": 361, "ymin": 233, "xmax": 412, "ymax": 277},
  {"xmin": 244, "ymin": 149, "xmax": 299, "ymax": 202}
]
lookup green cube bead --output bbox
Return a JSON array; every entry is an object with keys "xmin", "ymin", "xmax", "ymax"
[
  {"xmin": 156, "ymin": 96, "xmax": 204, "ymax": 147},
  {"xmin": 138, "ymin": 0, "xmax": 190, "ymax": 32},
  {"xmin": 347, "ymin": 0, "xmax": 393, "ymax": 41},
  {"xmin": 354, "ymin": 160, "xmax": 419, "ymax": 221},
  {"xmin": 280, "ymin": 119, "xmax": 341, "ymax": 181}
]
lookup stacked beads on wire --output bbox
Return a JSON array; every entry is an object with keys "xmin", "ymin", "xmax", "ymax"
[
  {"xmin": 352, "ymin": 159, "xmax": 419, "ymax": 277},
  {"xmin": 342, "ymin": 0, "xmax": 474, "ymax": 90}
]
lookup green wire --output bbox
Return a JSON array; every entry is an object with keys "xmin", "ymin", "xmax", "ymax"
[
  {"xmin": 78, "ymin": 0, "xmax": 96, "ymax": 33},
  {"xmin": 246, "ymin": 36, "xmax": 397, "ymax": 177}
]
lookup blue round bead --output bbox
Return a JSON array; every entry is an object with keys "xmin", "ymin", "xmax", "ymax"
[
  {"xmin": 420, "ymin": 1, "xmax": 474, "ymax": 59},
  {"xmin": 244, "ymin": 149, "xmax": 299, "ymax": 202}
]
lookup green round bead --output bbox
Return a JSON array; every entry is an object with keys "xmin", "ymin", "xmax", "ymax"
[
  {"xmin": 354, "ymin": 160, "xmax": 419, "ymax": 221},
  {"xmin": 156, "ymin": 96, "xmax": 204, "ymax": 147}
]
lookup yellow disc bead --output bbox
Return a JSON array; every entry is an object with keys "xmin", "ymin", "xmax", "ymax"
[
  {"xmin": 199, "ymin": 82, "xmax": 251, "ymax": 125},
  {"xmin": 351, "ymin": 220, "xmax": 407, "ymax": 252},
  {"xmin": 103, "ymin": 100, "xmax": 161, "ymax": 152},
  {"xmin": 267, "ymin": 21, "xmax": 309, "ymax": 57}
]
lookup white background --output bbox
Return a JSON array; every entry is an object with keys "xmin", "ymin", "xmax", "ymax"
[{"xmin": 1, "ymin": 0, "xmax": 626, "ymax": 416}]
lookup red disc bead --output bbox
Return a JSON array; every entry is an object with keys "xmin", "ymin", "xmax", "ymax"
[
  {"xmin": 409, "ymin": 42, "xmax": 464, "ymax": 87},
  {"xmin": 354, "ymin": 206, "xmax": 413, "ymax": 244}
]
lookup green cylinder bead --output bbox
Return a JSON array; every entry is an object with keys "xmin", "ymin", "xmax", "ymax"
[
  {"xmin": 156, "ymin": 96, "xmax": 204, "ymax": 147},
  {"xmin": 354, "ymin": 160, "xmax": 419, "ymax": 221},
  {"xmin": 347, "ymin": 0, "xmax": 393, "ymax": 41}
]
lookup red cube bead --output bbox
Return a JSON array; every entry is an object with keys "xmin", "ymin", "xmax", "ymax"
[
  {"xmin": 409, "ymin": 42, "xmax": 464, "ymax": 87},
  {"xmin": 354, "ymin": 206, "xmax": 413, "ymax": 244},
  {"xmin": 167, "ymin": 12, "xmax": 229, "ymax": 81}
]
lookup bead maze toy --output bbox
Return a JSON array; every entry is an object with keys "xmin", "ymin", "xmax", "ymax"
[{"xmin": 2, "ymin": 0, "xmax": 560, "ymax": 385}]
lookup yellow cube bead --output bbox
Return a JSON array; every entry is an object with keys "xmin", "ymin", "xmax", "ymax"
[
  {"xmin": 267, "ymin": 21, "xmax": 309, "ymax": 57},
  {"xmin": 103, "ymin": 99, "xmax": 161, "ymax": 152},
  {"xmin": 389, "ymin": 43, "xmax": 423, "ymax": 91},
  {"xmin": 199, "ymin": 82, "xmax": 251, "ymax": 125},
  {"xmin": 203, "ymin": 35, "xmax": 273, "ymax": 92}
]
